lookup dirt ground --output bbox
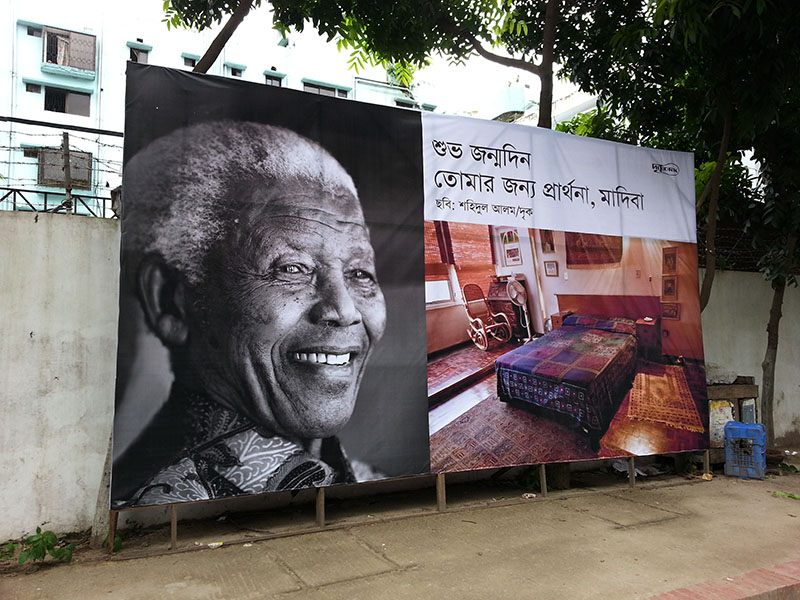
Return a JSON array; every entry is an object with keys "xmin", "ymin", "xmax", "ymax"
[{"xmin": 2, "ymin": 456, "xmax": 800, "ymax": 600}]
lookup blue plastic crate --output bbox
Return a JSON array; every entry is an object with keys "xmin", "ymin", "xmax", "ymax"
[{"xmin": 724, "ymin": 421, "xmax": 766, "ymax": 480}]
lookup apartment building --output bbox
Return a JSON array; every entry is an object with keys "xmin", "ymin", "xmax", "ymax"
[{"xmin": 0, "ymin": 0, "xmax": 439, "ymax": 217}]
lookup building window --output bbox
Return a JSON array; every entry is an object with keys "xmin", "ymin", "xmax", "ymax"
[
  {"xmin": 23, "ymin": 148, "xmax": 39, "ymax": 158},
  {"xmin": 26, "ymin": 83, "xmax": 42, "ymax": 93},
  {"xmin": 42, "ymin": 27, "xmax": 96, "ymax": 72},
  {"xmin": 303, "ymin": 82, "xmax": 348, "ymax": 98},
  {"xmin": 44, "ymin": 86, "xmax": 90, "ymax": 116},
  {"xmin": 265, "ymin": 74, "xmax": 282, "ymax": 87},
  {"xmin": 183, "ymin": 56, "xmax": 197, "ymax": 68},
  {"xmin": 130, "ymin": 47, "xmax": 148, "ymax": 64},
  {"xmin": 425, "ymin": 279, "xmax": 453, "ymax": 304},
  {"xmin": 425, "ymin": 221, "xmax": 455, "ymax": 305},
  {"xmin": 424, "ymin": 220, "xmax": 497, "ymax": 304},
  {"xmin": 224, "ymin": 62, "xmax": 246, "ymax": 78},
  {"xmin": 27, "ymin": 26, "xmax": 42, "ymax": 37},
  {"xmin": 395, "ymin": 99, "xmax": 417, "ymax": 109},
  {"xmin": 35, "ymin": 147, "xmax": 93, "ymax": 190},
  {"xmin": 127, "ymin": 40, "xmax": 152, "ymax": 65}
]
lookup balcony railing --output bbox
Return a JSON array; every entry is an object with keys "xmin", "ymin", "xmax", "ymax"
[{"xmin": 0, "ymin": 187, "xmax": 117, "ymax": 219}]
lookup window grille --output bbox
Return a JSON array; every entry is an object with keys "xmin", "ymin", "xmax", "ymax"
[
  {"xmin": 42, "ymin": 26, "xmax": 96, "ymax": 72},
  {"xmin": 303, "ymin": 82, "xmax": 348, "ymax": 98},
  {"xmin": 44, "ymin": 87, "xmax": 90, "ymax": 116}
]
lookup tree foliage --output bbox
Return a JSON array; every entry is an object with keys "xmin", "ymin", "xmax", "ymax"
[
  {"xmin": 553, "ymin": 0, "xmax": 800, "ymax": 312},
  {"xmin": 164, "ymin": 0, "xmax": 800, "ymax": 443},
  {"xmin": 162, "ymin": 0, "xmax": 601, "ymax": 127}
]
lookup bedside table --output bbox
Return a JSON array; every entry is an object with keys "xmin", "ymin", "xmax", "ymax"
[
  {"xmin": 550, "ymin": 311, "xmax": 572, "ymax": 330},
  {"xmin": 635, "ymin": 317, "xmax": 662, "ymax": 362}
]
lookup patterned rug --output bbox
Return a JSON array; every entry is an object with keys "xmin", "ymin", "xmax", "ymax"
[
  {"xmin": 429, "ymin": 395, "xmax": 597, "ymax": 472},
  {"xmin": 627, "ymin": 362, "xmax": 704, "ymax": 433}
]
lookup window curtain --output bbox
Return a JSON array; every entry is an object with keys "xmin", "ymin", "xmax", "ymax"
[
  {"xmin": 448, "ymin": 222, "xmax": 497, "ymax": 295},
  {"xmin": 424, "ymin": 221, "xmax": 450, "ymax": 282}
]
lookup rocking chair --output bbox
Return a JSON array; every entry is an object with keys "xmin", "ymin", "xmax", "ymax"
[{"xmin": 462, "ymin": 283, "xmax": 512, "ymax": 350}]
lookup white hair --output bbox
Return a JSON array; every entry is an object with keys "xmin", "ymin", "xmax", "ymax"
[{"xmin": 122, "ymin": 120, "xmax": 359, "ymax": 284}]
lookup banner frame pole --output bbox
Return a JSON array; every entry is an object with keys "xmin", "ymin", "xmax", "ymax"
[
  {"xmin": 436, "ymin": 473, "xmax": 446, "ymax": 511},
  {"xmin": 316, "ymin": 487, "xmax": 326, "ymax": 527}
]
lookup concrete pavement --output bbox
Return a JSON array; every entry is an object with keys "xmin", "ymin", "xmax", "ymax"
[{"xmin": 2, "ymin": 471, "xmax": 800, "ymax": 599}]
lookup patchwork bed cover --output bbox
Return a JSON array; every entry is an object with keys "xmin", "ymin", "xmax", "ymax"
[{"xmin": 495, "ymin": 315, "xmax": 638, "ymax": 438}]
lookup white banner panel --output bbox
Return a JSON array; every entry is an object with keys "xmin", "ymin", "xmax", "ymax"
[{"xmin": 422, "ymin": 113, "xmax": 696, "ymax": 242}]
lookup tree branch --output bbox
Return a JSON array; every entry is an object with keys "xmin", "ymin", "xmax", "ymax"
[
  {"xmin": 696, "ymin": 177, "xmax": 712, "ymax": 210},
  {"xmin": 467, "ymin": 38, "xmax": 543, "ymax": 77},
  {"xmin": 435, "ymin": 15, "xmax": 542, "ymax": 78},
  {"xmin": 536, "ymin": 0, "xmax": 559, "ymax": 128},
  {"xmin": 194, "ymin": 0, "xmax": 252, "ymax": 74},
  {"xmin": 761, "ymin": 232, "xmax": 798, "ymax": 446},
  {"xmin": 699, "ymin": 109, "xmax": 733, "ymax": 312}
]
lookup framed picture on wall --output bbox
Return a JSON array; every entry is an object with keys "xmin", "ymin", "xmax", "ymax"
[
  {"xmin": 661, "ymin": 302, "xmax": 681, "ymax": 320},
  {"xmin": 663, "ymin": 246, "xmax": 678, "ymax": 274},
  {"xmin": 662, "ymin": 275, "xmax": 678, "ymax": 301},
  {"xmin": 500, "ymin": 228, "xmax": 523, "ymax": 266},
  {"xmin": 544, "ymin": 260, "xmax": 559, "ymax": 277},
  {"xmin": 540, "ymin": 229, "xmax": 555, "ymax": 253}
]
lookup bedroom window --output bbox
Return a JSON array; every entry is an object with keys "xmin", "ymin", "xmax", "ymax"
[
  {"xmin": 448, "ymin": 222, "xmax": 496, "ymax": 297},
  {"xmin": 425, "ymin": 221, "xmax": 455, "ymax": 304},
  {"xmin": 425, "ymin": 279, "xmax": 453, "ymax": 303},
  {"xmin": 424, "ymin": 220, "xmax": 497, "ymax": 304}
]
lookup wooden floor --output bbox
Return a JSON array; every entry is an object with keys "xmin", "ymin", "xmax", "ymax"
[
  {"xmin": 427, "ymin": 340, "xmax": 520, "ymax": 434},
  {"xmin": 429, "ymin": 374, "xmax": 494, "ymax": 435},
  {"xmin": 427, "ymin": 341, "xmax": 518, "ymax": 398}
]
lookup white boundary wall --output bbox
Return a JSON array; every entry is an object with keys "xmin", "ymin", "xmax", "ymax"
[
  {"xmin": 0, "ymin": 211, "xmax": 118, "ymax": 540},
  {"xmin": 701, "ymin": 269, "xmax": 800, "ymax": 445},
  {"xmin": 0, "ymin": 212, "xmax": 797, "ymax": 538}
]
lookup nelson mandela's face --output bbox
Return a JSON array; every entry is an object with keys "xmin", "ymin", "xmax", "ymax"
[{"xmin": 182, "ymin": 172, "xmax": 386, "ymax": 441}]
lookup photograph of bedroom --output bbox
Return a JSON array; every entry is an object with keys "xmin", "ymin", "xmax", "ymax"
[{"xmin": 427, "ymin": 222, "xmax": 708, "ymax": 473}]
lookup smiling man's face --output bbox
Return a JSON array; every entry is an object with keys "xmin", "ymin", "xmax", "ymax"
[{"xmin": 183, "ymin": 175, "xmax": 386, "ymax": 440}]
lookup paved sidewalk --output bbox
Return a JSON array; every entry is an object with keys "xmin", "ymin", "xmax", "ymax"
[{"xmin": 2, "ymin": 473, "xmax": 800, "ymax": 599}]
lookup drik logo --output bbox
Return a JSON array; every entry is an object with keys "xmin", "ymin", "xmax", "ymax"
[{"xmin": 652, "ymin": 162, "xmax": 679, "ymax": 176}]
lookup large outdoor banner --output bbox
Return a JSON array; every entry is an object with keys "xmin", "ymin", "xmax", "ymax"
[{"xmin": 112, "ymin": 64, "xmax": 707, "ymax": 508}]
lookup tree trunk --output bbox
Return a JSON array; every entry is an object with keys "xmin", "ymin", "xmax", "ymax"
[
  {"xmin": 537, "ymin": 0, "xmax": 559, "ymax": 129},
  {"xmin": 698, "ymin": 110, "xmax": 732, "ymax": 312},
  {"xmin": 761, "ymin": 233, "xmax": 798, "ymax": 446},
  {"xmin": 194, "ymin": 1, "xmax": 252, "ymax": 74}
]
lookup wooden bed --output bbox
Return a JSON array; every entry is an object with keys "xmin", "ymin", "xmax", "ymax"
[{"xmin": 495, "ymin": 295, "xmax": 660, "ymax": 449}]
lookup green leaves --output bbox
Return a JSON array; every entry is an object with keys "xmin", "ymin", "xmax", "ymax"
[
  {"xmin": 554, "ymin": 106, "xmax": 637, "ymax": 145},
  {"xmin": 102, "ymin": 532, "xmax": 124, "ymax": 553},
  {"xmin": 386, "ymin": 62, "xmax": 417, "ymax": 88},
  {"xmin": 772, "ymin": 491, "xmax": 800, "ymax": 500},
  {"xmin": 162, "ymin": 0, "xmax": 189, "ymax": 31},
  {"xmin": 11, "ymin": 525, "xmax": 76, "ymax": 565},
  {"xmin": 0, "ymin": 542, "xmax": 16, "ymax": 561}
]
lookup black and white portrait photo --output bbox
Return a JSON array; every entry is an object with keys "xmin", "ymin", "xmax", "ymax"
[{"xmin": 111, "ymin": 65, "xmax": 429, "ymax": 507}]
